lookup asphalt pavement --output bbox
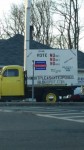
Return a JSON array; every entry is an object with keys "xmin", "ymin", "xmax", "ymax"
[{"xmin": 0, "ymin": 104, "xmax": 84, "ymax": 150}]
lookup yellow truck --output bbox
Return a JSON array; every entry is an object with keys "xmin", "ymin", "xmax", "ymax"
[
  {"xmin": 0, "ymin": 0, "xmax": 79, "ymax": 102},
  {"xmin": 0, "ymin": 65, "xmax": 24, "ymax": 99},
  {"xmin": 0, "ymin": 49, "xmax": 78, "ymax": 102}
]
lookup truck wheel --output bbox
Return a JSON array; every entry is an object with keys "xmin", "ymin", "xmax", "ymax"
[{"xmin": 44, "ymin": 92, "xmax": 58, "ymax": 103}]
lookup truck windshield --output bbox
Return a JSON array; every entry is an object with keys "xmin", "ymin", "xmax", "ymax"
[{"xmin": 3, "ymin": 69, "xmax": 19, "ymax": 77}]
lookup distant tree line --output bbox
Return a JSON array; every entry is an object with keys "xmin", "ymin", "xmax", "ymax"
[{"xmin": 0, "ymin": 0, "xmax": 83, "ymax": 50}]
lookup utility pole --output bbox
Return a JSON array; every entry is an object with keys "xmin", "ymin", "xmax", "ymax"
[
  {"xmin": 71, "ymin": 0, "xmax": 79, "ymax": 51},
  {"xmin": 24, "ymin": 0, "xmax": 31, "ymax": 70}
]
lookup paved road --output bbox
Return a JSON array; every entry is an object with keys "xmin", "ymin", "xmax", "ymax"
[{"xmin": 0, "ymin": 105, "xmax": 84, "ymax": 150}]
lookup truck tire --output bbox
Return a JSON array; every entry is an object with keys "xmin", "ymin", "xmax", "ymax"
[{"xmin": 43, "ymin": 91, "xmax": 58, "ymax": 103}]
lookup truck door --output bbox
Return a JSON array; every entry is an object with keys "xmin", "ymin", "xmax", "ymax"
[{"xmin": 1, "ymin": 68, "xmax": 24, "ymax": 96}]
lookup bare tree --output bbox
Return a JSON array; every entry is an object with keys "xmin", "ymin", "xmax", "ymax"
[
  {"xmin": 0, "ymin": 3, "xmax": 25, "ymax": 39},
  {"xmin": 51, "ymin": 0, "xmax": 81, "ymax": 50},
  {"xmin": 51, "ymin": 0, "xmax": 72, "ymax": 49},
  {"xmin": 0, "ymin": 0, "xmax": 83, "ymax": 51},
  {"xmin": 31, "ymin": 0, "xmax": 54, "ymax": 46},
  {"xmin": 0, "ymin": 0, "xmax": 53, "ymax": 47}
]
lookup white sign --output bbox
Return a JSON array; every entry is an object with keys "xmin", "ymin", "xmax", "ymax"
[{"xmin": 26, "ymin": 49, "xmax": 78, "ymax": 86}]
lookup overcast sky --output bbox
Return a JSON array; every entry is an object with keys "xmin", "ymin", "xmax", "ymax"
[{"xmin": 0, "ymin": 0, "xmax": 23, "ymax": 18}]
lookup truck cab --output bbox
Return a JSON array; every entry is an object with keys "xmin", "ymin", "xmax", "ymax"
[{"xmin": 0, "ymin": 65, "xmax": 24, "ymax": 97}]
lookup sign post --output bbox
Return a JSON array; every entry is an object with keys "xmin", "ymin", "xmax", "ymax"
[{"xmin": 32, "ymin": 60, "xmax": 34, "ymax": 101}]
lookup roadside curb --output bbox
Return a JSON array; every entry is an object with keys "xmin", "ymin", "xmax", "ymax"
[{"xmin": 0, "ymin": 102, "xmax": 84, "ymax": 107}]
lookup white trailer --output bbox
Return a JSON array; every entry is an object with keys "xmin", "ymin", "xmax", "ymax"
[{"xmin": 24, "ymin": 49, "xmax": 78, "ymax": 102}]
